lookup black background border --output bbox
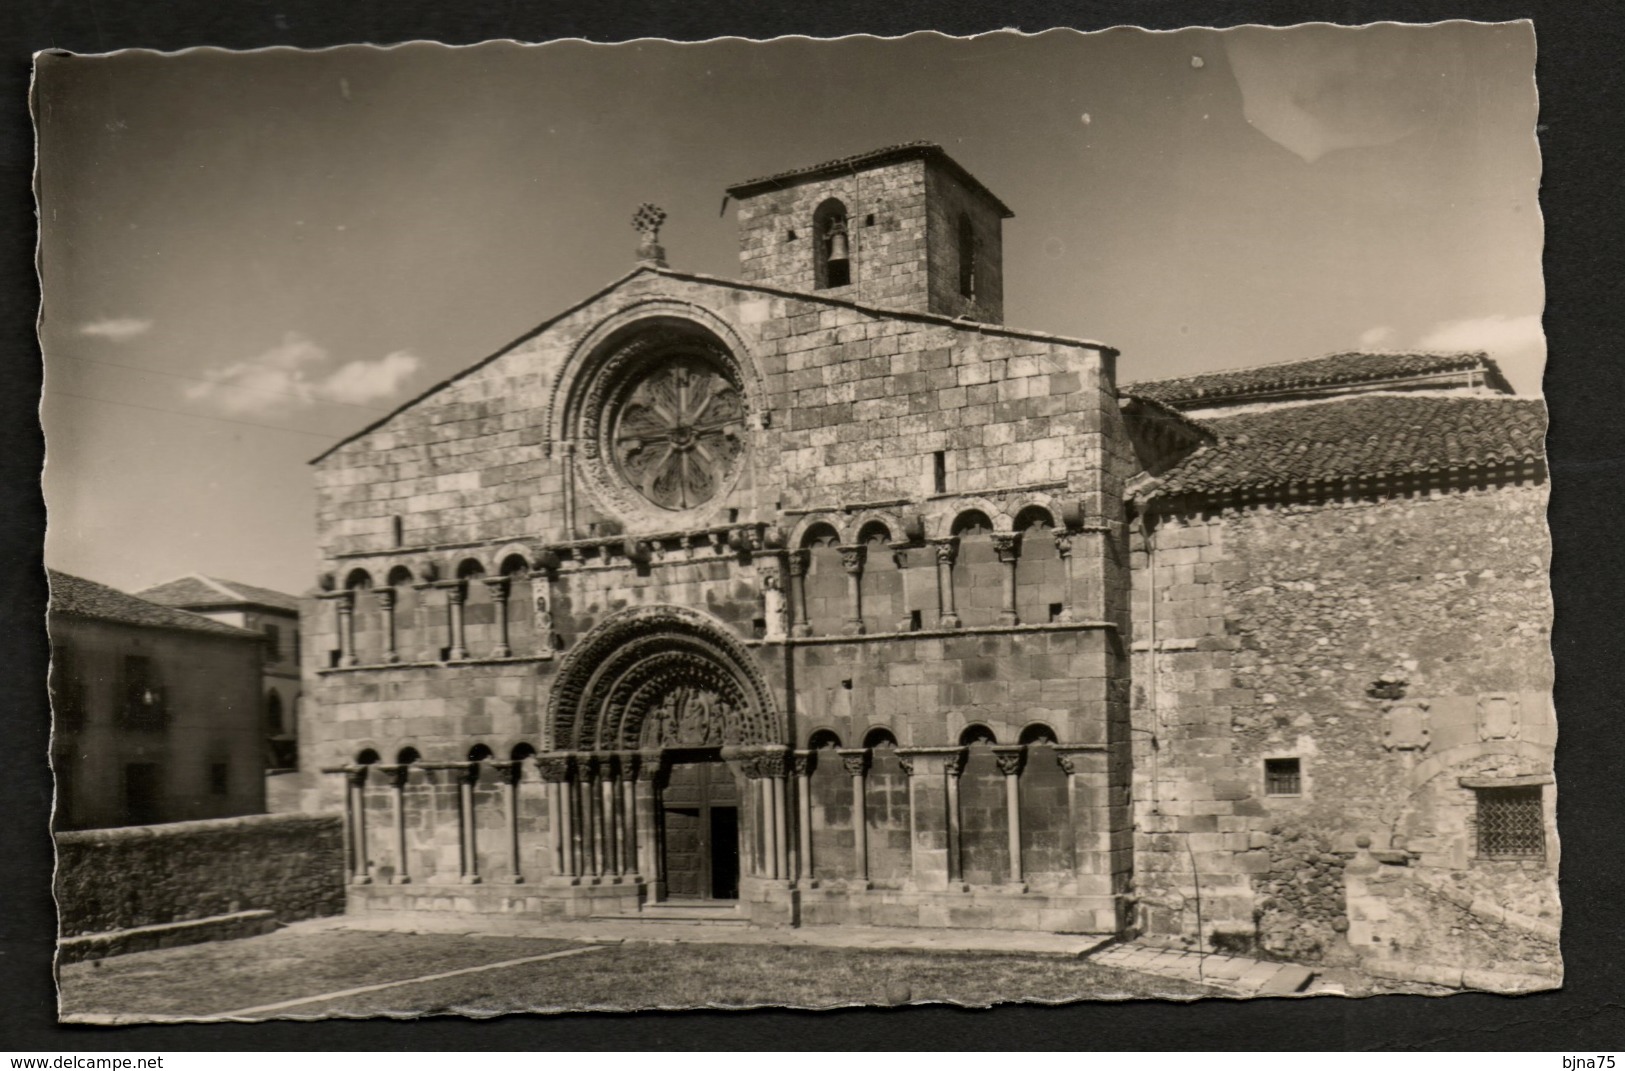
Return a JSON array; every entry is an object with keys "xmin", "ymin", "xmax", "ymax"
[{"xmin": 3, "ymin": 0, "xmax": 1621, "ymax": 1052}]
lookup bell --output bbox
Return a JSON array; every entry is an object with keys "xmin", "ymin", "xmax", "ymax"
[{"xmin": 828, "ymin": 228, "xmax": 849, "ymax": 263}]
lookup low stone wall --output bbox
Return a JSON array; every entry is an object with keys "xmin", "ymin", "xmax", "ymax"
[{"xmin": 56, "ymin": 813, "xmax": 345, "ymax": 938}]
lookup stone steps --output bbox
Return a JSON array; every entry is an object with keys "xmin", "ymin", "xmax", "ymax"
[{"xmin": 591, "ymin": 901, "xmax": 749, "ymax": 925}]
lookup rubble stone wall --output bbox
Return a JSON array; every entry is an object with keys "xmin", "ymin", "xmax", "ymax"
[{"xmin": 1130, "ymin": 481, "xmax": 1555, "ymax": 968}]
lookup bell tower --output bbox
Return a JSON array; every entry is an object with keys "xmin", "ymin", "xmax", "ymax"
[{"xmin": 725, "ymin": 142, "xmax": 1013, "ymax": 324}]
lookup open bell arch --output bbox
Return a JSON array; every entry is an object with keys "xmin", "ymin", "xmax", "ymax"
[{"xmin": 546, "ymin": 605, "xmax": 783, "ymax": 752}]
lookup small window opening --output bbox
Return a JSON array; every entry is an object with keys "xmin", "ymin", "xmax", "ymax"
[
  {"xmin": 391, "ymin": 515, "xmax": 404, "ymax": 548},
  {"xmin": 814, "ymin": 198, "xmax": 851, "ymax": 290},
  {"xmin": 841, "ymin": 678, "xmax": 853, "ymax": 690},
  {"xmin": 932, "ymin": 450, "xmax": 948, "ymax": 494},
  {"xmin": 786, "ymin": 228, "xmax": 798, "ymax": 241},
  {"xmin": 752, "ymin": 617, "xmax": 767, "ymax": 639},
  {"xmin": 1049, "ymin": 602, "xmax": 1065, "ymax": 623},
  {"xmin": 1264, "ymin": 758, "xmax": 1301, "ymax": 796},
  {"xmin": 263, "ymin": 623, "xmax": 281, "ymax": 663},
  {"xmin": 957, "ymin": 212, "xmax": 977, "ymax": 299},
  {"xmin": 909, "ymin": 609, "xmax": 923, "ymax": 631},
  {"xmin": 1477, "ymin": 785, "xmax": 1544, "ymax": 859},
  {"xmin": 728, "ymin": 508, "xmax": 739, "ymax": 523},
  {"xmin": 209, "ymin": 762, "xmax": 230, "ymax": 796},
  {"xmin": 864, "ymin": 213, "xmax": 875, "ymax": 226}
]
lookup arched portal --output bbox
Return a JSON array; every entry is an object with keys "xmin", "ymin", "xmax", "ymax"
[{"xmin": 544, "ymin": 606, "xmax": 784, "ymax": 902}]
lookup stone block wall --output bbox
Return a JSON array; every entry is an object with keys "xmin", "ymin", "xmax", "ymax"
[
  {"xmin": 732, "ymin": 156, "xmax": 1006, "ymax": 322},
  {"xmin": 55, "ymin": 813, "xmax": 344, "ymax": 937},
  {"xmin": 1129, "ymin": 481, "xmax": 1556, "ymax": 968}
]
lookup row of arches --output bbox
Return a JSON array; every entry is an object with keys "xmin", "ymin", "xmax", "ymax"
[
  {"xmin": 790, "ymin": 509, "xmax": 1072, "ymax": 636},
  {"xmin": 330, "ymin": 560, "xmax": 541, "ymax": 667}
]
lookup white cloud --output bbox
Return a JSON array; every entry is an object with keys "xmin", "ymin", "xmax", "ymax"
[
  {"xmin": 186, "ymin": 333, "xmax": 420, "ymax": 414},
  {"xmin": 1358, "ymin": 325, "xmax": 1396, "ymax": 349},
  {"xmin": 319, "ymin": 351, "xmax": 421, "ymax": 405},
  {"xmin": 1415, "ymin": 313, "xmax": 1546, "ymax": 396},
  {"xmin": 79, "ymin": 317, "xmax": 153, "ymax": 342}
]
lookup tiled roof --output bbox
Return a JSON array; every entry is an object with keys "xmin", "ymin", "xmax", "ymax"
[
  {"xmin": 725, "ymin": 142, "xmax": 1015, "ymax": 217},
  {"xmin": 1125, "ymin": 351, "xmax": 1510, "ymax": 407},
  {"xmin": 1153, "ymin": 394, "xmax": 1548, "ymax": 498},
  {"xmin": 137, "ymin": 574, "xmax": 300, "ymax": 613},
  {"xmin": 49, "ymin": 570, "xmax": 262, "ymax": 639}
]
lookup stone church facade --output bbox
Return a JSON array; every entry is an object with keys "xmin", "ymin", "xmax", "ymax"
[{"xmin": 304, "ymin": 144, "xmax": 1554, "ymax": 978}]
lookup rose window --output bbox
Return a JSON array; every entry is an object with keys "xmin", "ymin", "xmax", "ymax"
[{"xmin": 608, "ymin": 356, "xmax": 746, "ymax": 511}]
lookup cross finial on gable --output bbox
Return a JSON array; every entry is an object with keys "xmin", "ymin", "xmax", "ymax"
[{"xmin": 632, "ymin": 203, "xmax": 668, "ymax": 267}]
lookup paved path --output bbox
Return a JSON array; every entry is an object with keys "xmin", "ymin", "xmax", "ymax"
[
  {"xmin": 1092, "ymin": 941, "xmax": 1323, "ymax": 997},
  {"xmin": 294, "ymin": 911, "xmax": 1114, "ymax": 959}
]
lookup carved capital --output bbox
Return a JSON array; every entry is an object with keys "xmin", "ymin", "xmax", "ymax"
[
  {"xmin": 787, "ymin": 549, "xmax": 810, "ymax": 578},
  {"xmin": 888, "ymin": 541, "xmax": 912, "ymax": 570},
  {"xmin": 757, "ymin": 747, "xmax": 789, "ymax": 778},
  {"xmin": 992, "ymin": 532, "xmax": 1022, "ymax": 563},
  {"xmin": 374, "ymin": 588, "xmax": 396, "ymax": 611},
  {"xmin": 932, "ymin": 538, "xmax": 958, "ymax": 567},
  {"xmin": 443, "ymin": 581, "xmax": 468, "ymax": 605},
  {"xmin": 894, "ymin": 751, "xmax": 915, "ymax": 776},
  {"xmin": 760, "ymin": 567, "xmax": 784, "ymax": 594},
  {"xmin": 838, "ymin": 544, "xmax": 866, "ymax": 575},
  {"xmin": 636, "ymin": 748, "xmax": 667, "ymax": 782},
  {"xmin": 1053, "ymin": 745, "xmax": 1101, "ymax": 776},
  {"xmin": 838, "ymin": 748, "xmax": 870, "ymax": 776},
  {"xmin": 1052, "ymin": 530, "xmax": 1074, "ymax": 559},
  {"xmin": 944, "ymin": 747, "xmax": 968, "ymax": 778},
  {"xmin": 993, "ymin": 745, "xmax": 1026, "ymax": 777},
  {"xmin": 791, "ymin": 749, "xmax": 815, "ymax": 777},
  {"xmin": 483, "ymin": 576, "xmax": 511, "ymax": 601},
  {"xmin": 345, "ymin": 765, "xmax": 370, "ymax": 788}
]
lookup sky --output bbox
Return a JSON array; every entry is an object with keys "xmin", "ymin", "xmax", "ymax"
[{"xmin": 35, "ymin": 24, "xmax": 1544, "ymax": 597}]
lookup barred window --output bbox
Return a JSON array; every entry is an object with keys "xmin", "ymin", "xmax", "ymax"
[
  {"xmin": 1264, "ymin": 757, "xmax": 1301, "ymax": 796},
  {"xmin": 1477, "ymin": 785, "xmax": 1544, "ymax": 859}
]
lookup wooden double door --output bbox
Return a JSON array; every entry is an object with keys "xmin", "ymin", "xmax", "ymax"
[{"xmin": 660, "ymin": 750, "xmax": 740, "ymax": 900}]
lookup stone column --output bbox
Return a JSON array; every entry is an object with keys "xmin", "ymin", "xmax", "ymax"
[
  {"xmin": 459, "ymin": 761, "xmax": 482, "ymax": 884},
  {"xmin": 347, "ymin": 766, "xmax": 371, "ymax": 883},
  {"xmin": 635, "ymin": 750, "xmax": 665, "ymax": 891},
  {"xmin": 788, "ymin": 550, "xmax": 813, "ymax": 637},
  {"xmin": 444, "ymin": 582, "xmax": 469, "ymax": 661},
  {"xmin": 760, "ymin": 561, "xmax": 788, "ymax": 641},
  {"xmin": 376, "ymin": 588, "xmax": 399, "ymax": 663},
  {"xmin": 332, "ymin": 591, "xmax": 358, "ymax": 668},
  {"xmin": 485, "ymin": 576, "xmax": 512, "ymax": 658},
  {"xmin": 838, "ymin": 545, "xmax": 866, "ymax": 635},
  {"xmin": 620, "ymin": 754, "xmax": 640, "ymax": 877},
  {"xmin": 601, "ymin": 755, "xmax": 622, "ymax": 880},
  {"xmin": 387, "ymin": 763, "xmax": 411, "ymax": 883},
  {"xmin": 932, "ymin": 539, "xmax": 961, "ymax": 629},
  {"xmin": 1056, "ymin": 745, "xmax": 1112, "ymax": 889},
  {"xmin": 945, "ymin": 748, "xmax": 967, "ymax": 886},
  {"xmin": 1051, "ymin": 529, "xmax": 1075, "ymax": 622},
  {"xmin": 760, "ymin": 748, "xmax": 789, "ymax": 881},
  {"xmin": 579, "ymin": 754, "xmax": 601, "ymax": 879},
  {"xmin": 839, "ymin": 749, "xmax": 870, "ymax": 886},
  {"xmin": 994, "ymin": 746, "xmax": 1026, "ymax": 886},
  {"xmin": 496, "ymin": 760, "xmax": 524, "ymax": 883},
  {"xmin": 992, "ymin": 532, "xmax": 1021, "ymax": 626},
  {"xmin": 792, "ymin": 750, "xmax": 814, "ymax": 885},
  {"xmin": 537, "ymin": 754, "xmax": 574, "ymax": 880}
]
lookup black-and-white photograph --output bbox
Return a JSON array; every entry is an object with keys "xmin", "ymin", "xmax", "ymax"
[{"xmin": 37, "ymin": 22, "xmax": 1553, "ymax": 1022}]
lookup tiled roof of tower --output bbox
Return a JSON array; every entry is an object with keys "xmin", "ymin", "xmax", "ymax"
[
  {"xmin": 49, "ymin": 570, "xmax": 262, "ymax": 639},
  {"xmin": 137, "ymin": 574, "xmax": 300, "ymax": 613},
  {"xmin": 1153, "ymin": 394, "xmax": 1547, "ymax": 498},
  {"xmin": 725, "ymin": 142, "xmax": 1015, "ymax": 218},
  {"xmin": 1125, "ymin": 351, "xmax": 1511, "ymax": 407}
]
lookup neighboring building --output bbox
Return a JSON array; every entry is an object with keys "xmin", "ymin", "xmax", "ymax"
[
  {"xmin": 138, "ymin": 575, "xmax": 302, "ymax": 774},
  {"xmin": 301, "ymin": 143, "xmax": 1553, "ymax": 981},
  {"xmin": 48, "ymin": 570, "xmax": 266, "ymax": 830}
]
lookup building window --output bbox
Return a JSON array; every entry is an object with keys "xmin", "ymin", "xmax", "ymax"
[
  {"xmin": 1477, "ymin": 785, "xmax": 1544, "ymax": 859},
  {"xmin": 813, "ymin": 198, "xmax": 851, "ymax": 289},
  {"xmin": 209, "ymin": 762, "xmax": 230, "ymax": 796},
  {"xmin": 123, "ymin": 762, "xmax": 162, "ymax": 826},
  {"xmin": 263, "ymin": 623, "xmax": 282, "ymax": 663},
  {"xmin": 957, "ymin": 212, "xmax": 976, "ymax": 298},
  {"xmin": 120, "ymin": 655, "xmax": 165, "ymax": 731},
  {"xmin": 1264, "ymin": 757, "xmax": 1301, "ymax": 796},
  {"xmin": 932, "ymin": 450, "xmax": 948, "ymax": 494}
]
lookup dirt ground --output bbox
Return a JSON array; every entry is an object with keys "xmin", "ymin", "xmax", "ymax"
[{"xmin": 58, "ymin": 926, "xmax": 1226, "ymax": 1021}]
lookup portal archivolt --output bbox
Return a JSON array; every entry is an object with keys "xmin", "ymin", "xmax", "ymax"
[{"xmin": 547, "ymin": 606, "xmax": 781, "ymax": 752}]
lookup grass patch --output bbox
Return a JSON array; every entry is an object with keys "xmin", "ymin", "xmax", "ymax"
[{"xmin": 60, "ymin": 928, "xmax": 1226, "ymax": 1020}]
